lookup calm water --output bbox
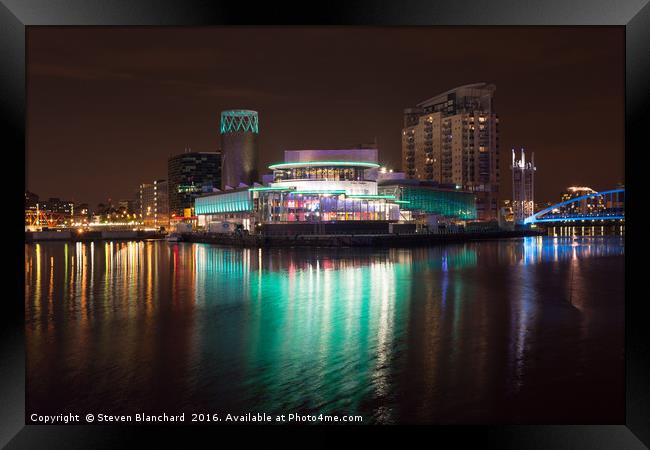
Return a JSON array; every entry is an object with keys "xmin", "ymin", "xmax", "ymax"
[{"xmin": 25, "ymin": 236, "xmax": 625, "ymax": 424}]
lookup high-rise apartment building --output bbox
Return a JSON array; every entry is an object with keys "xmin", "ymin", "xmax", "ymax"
[
  {"xmin": 167, "ymin": 151, "xmax": 221, "ymax": 217},
  {"xmin": 511, "ymin": 148, "xmax": 536, "ymax": 224},
  {"xmin": 401, "ymin": 83, "xmax": 500, "ymax": 220},
  {"xmin": 139, "ymin": 179, "xmax": 169, "ymax": 228}
]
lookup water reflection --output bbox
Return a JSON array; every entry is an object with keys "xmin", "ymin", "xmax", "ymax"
[{"xmin": 25, "ymin": 236, "xmax": 624, "ymax": 423}]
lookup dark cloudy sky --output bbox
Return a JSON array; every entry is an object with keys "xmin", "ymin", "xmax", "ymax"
[{"xmin": 27, "ymin": 27, "xmax": 624, "ymax": 206}]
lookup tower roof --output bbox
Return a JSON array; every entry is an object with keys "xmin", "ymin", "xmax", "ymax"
[
  {"xmin": 416, "ymin": 82, "xmax": 496, "ymax": 109},
  {"xmin": 220, "ymin": 110, "xmax": 259, "ymax": 134}
]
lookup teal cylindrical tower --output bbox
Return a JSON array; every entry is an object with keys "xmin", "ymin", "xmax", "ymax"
[{"xmin": 220, "ymin": 110, "xmax": 259, "ymax": 189}]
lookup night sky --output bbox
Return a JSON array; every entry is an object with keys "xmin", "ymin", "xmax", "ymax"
[{"xmin": 27, "ymin": 27, "xmax": 624, "ymax": 207}]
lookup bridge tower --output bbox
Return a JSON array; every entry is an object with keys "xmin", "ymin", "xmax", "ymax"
[{"xmin": 511, "ymin": 148, "xmax": 536, "ymax": 224}]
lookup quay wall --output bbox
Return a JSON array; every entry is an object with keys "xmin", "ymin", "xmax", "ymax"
[
  {"xmin": 26, "ymin": 230, "xmax": 165, "ymax": 242},
  {"xmin": 182, "ymin": 229, "xmax": 545, "ymax": 248}
]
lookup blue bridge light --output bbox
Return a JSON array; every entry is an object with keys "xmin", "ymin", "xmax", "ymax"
[{"xmin": 524, "ymin": 188, "xmax": 625, "ymax": 225}]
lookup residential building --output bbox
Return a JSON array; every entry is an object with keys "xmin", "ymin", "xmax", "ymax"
[
  {"xmin": 402, "ymin": 83, "xmax": 500, "ymax": 220},
  {"xmin": 139, "ymin": 179, "xmax": 170, "ymax": 228}
]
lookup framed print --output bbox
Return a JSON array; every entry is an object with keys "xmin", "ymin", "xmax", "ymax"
[{"xmin": 2, "ymin": 0, "xmax": 649, "ymax": 448}]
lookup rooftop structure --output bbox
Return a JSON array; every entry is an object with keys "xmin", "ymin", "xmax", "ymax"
[{"xmin": 220, "ymin": 109, "xmax": 259, "ymax": 189}]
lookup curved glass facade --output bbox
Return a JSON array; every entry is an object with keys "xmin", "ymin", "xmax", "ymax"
[
  {"xmin": 399, "ymin": 186, "xmax": 476, "ymax": 220},
  {"xmin": 379, "ymin": 183, "xmax": 477, "ymax": 220}
]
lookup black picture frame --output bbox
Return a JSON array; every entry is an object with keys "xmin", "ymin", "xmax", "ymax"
[{"xmin": 3, "ymin": 0, "xmax": 648, "ymax": 447}]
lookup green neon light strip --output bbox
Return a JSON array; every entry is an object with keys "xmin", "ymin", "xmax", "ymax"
[
  {"xmin": 249, "ymin": 187, "xmax": 347, "ymax": 195},
  {"xmin": 347, "ymin": 194, "xmax": 396, "ymax": 200},
  {"xmin": 248, "ymin": 186, "xmax": 295, "ymax": 192},
  {"xmin": 293, "ymin": 190, "xmax": 347, "ymax": 195},
  {"xmin": 251, "ymin": 189, "xmax": 400, "ymax": 199},
  {"xmin": 268, "ymin": 161, "xmax": 380, "ymax": 170},
  {"xmin": 394, "ymin": 200, "xmax": 411, "ymax": 204}
]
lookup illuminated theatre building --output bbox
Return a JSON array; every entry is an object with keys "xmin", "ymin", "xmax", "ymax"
[{"xmin": 195, "ymin": 149, "xmax": 405, "ymax": 230}]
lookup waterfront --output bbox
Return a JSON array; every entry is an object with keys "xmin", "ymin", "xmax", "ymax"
[{"xmin": 25, "ymin": 236, "xmax": 625, "ymax": 424}]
